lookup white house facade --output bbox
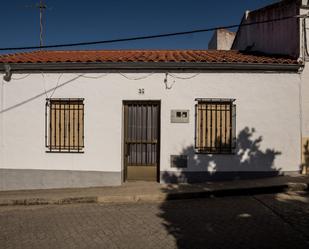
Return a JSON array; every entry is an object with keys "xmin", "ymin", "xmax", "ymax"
[{"xmin": 0, "ymin": 0, "xmax": 308, "ymax": 190}]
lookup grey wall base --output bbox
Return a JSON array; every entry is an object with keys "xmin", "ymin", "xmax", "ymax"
[
  {"xmin": 0, "ymin": 169, "xmax": 121, "ymax": 191},
  {"xmin": 160, "ymin": 171, "xmax": 300, "ymax": 184},
  {"xmin": 1, "ymin": 169, "xmax": 301, "ymax": 190}
]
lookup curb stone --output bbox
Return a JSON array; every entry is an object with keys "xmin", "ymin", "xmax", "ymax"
[{"xmin": 0, "ymin": 181, "xmax": 307, "ymax": 206}]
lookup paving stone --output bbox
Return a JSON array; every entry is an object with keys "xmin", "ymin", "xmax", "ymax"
[
  {"xmin": 0, "ymin": 196, "xmax": 309, "ymax": 249},
  {"xmin": 254, "ymin": 192, "xmax": 309, "ymax": 242}
]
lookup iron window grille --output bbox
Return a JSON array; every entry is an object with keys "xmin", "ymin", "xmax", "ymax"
[
  {"xmin": 45, "ymin": 98, "xmax": 84, "ymax": 153},
  {"xmin": 195, "ymin": 98, "xmax": 236, "ymax": 154}
]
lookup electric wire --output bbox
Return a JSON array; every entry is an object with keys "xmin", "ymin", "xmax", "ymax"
[
  {"xmin": 169, "ymin": 73, "xmax": 200, "ymax": 79},
  {"xmin": 76, "ymin": 73, "xmax": 109, "ymax": 79},
  {"xmin": 41, "ymin": 72, "xmax": 49, "ymax": 98},
  {"xmin": 11, "ymin": 74, "xmax": 31, "ymax": 80},
  {"xmin": 39, "ymin": 5, "xmax": 44, "ymax": 47},
  {"xmin": 0, "ymin": 14, "xmax": 301, "ymax": 51},
  {"xmin": 164, "ymin": 73, "xmax": 175, "ymax": 89},
  {"xmin": 41, "ymin": 73, "xmax": 63, "ymax": 98},
  {"xmin": 49, "ymin": 73, "xmax": 63, "ymax": 98},
  {"xmin": 119, "ymin": 72, "xmax": 154, "ymax": 80}
]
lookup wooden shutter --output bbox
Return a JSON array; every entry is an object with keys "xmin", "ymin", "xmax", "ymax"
[
  {"xmin": 195, "ymin": 100, "xmax": 235, "ymax": 153},
  {"xmin": 46, "ymin": 99, "xmax": 84, "ymax": 152}
]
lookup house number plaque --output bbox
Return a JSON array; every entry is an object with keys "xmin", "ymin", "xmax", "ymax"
[{"xmin": 138, "ymin": 88, "xmax": 145, "ymax": 94}]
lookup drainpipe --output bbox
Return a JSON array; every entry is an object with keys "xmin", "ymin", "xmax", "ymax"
[
  {"xmin": 298, "ymin": 10, "xmax": 309, "ymax": 174},
  {"xmin": 304, "ymin": 17, "xmax": 309, "ymax": 61},
  {"xmin": 298, "ymin": 73, "xmax": 306, "ymax": 174}
]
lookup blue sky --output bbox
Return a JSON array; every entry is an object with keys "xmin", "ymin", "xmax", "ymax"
[{"xmin": 0, "ymin": 0, "xmax": 276, "ymax": 53}]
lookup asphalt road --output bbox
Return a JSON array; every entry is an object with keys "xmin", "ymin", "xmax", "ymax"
[{"xmin": 0, "ymin": 192, "xmax": 308, "ymax": 249}]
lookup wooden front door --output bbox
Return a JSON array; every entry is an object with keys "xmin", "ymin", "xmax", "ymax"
[{"xmin": 123, "ymin": 101, "xmax": 160, "ymax": 181}]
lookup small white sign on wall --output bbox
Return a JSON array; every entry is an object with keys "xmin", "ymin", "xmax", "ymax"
[{"xmin": 171, "ymin": 110, "xmax": 189, "ymax": 123}]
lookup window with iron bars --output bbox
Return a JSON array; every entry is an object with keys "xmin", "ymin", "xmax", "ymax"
[
  {"xmin": 195, "ymin": 98, "xmax": 236, "ymax": 154},
  {"xmin": 45, "ymin": 98, "xmax": 84, "ymax": 153}
]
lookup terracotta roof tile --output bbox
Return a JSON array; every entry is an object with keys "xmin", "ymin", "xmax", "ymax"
[{"xmin": 0, "ymin": 50, "xmax": 298, "ymax": 65}]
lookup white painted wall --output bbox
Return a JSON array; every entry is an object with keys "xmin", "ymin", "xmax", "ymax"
[{"xmin": 0, "ymin": 71, "xmax": 301, "ymax": 175}]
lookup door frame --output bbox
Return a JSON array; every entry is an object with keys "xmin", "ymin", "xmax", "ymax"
[{"xmin": 122, "ymin": 100, "xmax": 161, "ymax": 182}]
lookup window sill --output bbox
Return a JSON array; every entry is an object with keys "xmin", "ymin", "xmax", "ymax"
[
  {"xmin": 45, "ymin": 151, "xmax": 84, "ymax": 154},
  {"xmin": 195, "ymin": 149, "xmax": 236, "ymax": 155}
]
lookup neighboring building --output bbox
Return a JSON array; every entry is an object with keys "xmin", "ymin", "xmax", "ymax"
[
  {"xmin": 232, "ymin": 0, "xmax": 309, "ymax": 175},
  {"xmin": 0, "ymin": 0, "xmax": 308, "ymax": 190},
  {"xmin": 208, "ymin": 29, "xmax": 236, "ymax": 50},
  {"xmin": 232, "ymin": 0, "xmax": 301, "ymax": 57}
]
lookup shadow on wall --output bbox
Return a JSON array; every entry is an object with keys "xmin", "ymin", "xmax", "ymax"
[
  {"xmin": 162, "ymin": 127, "xmax": 282, "ymax": 183},
  {"xmin": 0, "ymin": 74, "xmax": 83, "ymax": 114}
]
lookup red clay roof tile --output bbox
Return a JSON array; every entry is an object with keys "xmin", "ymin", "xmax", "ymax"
[{"xmin": 0, "ymin": 50, "xmax": 298, "ymax": 65}]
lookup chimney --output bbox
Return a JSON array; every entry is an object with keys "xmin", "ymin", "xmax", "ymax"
[{"xmin": 208, "ymin": 29, "xmax": 236, "ymax": 50}]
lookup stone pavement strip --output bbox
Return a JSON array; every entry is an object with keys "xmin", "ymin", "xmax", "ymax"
[
  {"xmin": 0, "ymin": 195, "xmax": 309, "ymax": 249},
  {"xmin": 0, "ymin": 175, "xmax": 308, "ymax": 206}
]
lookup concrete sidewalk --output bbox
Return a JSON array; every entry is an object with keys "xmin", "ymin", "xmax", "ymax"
[{"xmin": 0, "ymin": 175, "xmax": 308, "ymax": 206}]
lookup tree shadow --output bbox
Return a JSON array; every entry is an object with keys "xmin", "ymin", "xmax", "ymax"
[
  {"xmin": 157, "ymin": 128, "xmax": 309, "ymax": 249},
  {"xmin": 158, "ymin": 192, "xmax": 309, "ymax": 249},
  {"xmin": 162, "ymin": 127, "xmax": 282, "ymax": 183}
]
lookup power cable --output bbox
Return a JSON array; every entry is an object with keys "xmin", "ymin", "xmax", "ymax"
[
  {"xmin": 0, "ymin": 14, "xmax": 302, "ymax": 51},
  {"xmin": 48, "ymin": 73, "xmax": 63, "ymax": 98},
  {"xmin": 41, "ymin": 73, "xmax": 63, "ymax": 98},
  {"xmin": 11, "ymin": 74, "xmax": 31, "ymax": 80},
  {"xmin": 76, "ymin": 73, "xmax": 109, "ymax": 79},
  {"xmin": 41, "ymin": 72, "xmax": 49, "ymax": 98},
  {"xmin": 119, "ymin": 72, "xmax": 154, "ymax": 80},
  {"xmin": 169, "ymin": 73, "xmax": 200, "ymax": 79}
]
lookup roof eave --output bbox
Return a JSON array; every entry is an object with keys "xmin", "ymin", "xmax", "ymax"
[{"xmin": 0, "ymin": 61, "xmax": 301, "ymax": 73}]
